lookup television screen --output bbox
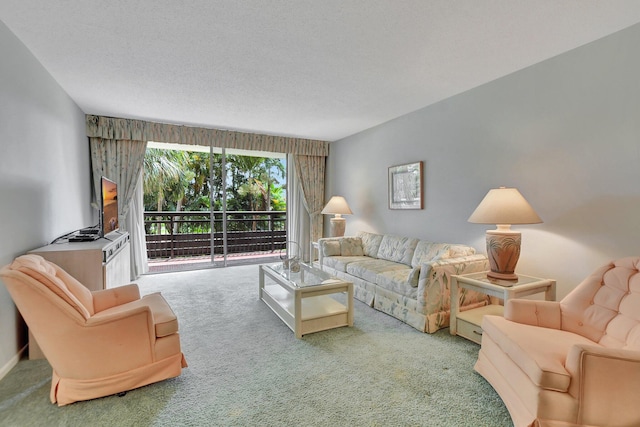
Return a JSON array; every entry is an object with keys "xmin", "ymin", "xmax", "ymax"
[{"xmin": 101, "ymin": 176, "xmax": 119, "ymax": 237}]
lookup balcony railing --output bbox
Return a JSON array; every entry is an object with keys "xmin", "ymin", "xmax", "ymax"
[{"xmin": 144, "ymin": 211, "xmax": 287, "ymax": 259}]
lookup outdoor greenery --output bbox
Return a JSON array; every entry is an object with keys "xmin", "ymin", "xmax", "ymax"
[
  {"xmin": 143, "ymin": 148, "xmax": 286, "ymax": 212},
  {"xmin": 143, "ymin": 148, "xmax": 287, "ymax": 235}
]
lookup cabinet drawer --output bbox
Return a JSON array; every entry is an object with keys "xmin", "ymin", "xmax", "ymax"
[
  {"xmin": 456, "ymin": 318, "xmax": 484, "ymax": 344},
  {"xmin": 456, "ymin": 304, "xmax": 504, "ymax": 344}
]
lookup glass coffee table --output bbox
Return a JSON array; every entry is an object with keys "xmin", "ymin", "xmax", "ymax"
[{"xmin": 259, "ymin": 262, "xmax": 353, "ymax": 338}]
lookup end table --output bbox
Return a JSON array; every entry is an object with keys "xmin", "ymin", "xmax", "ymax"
[{"xmin": 450, "ymin": 271, "xmax": 556, "ymax": 344}]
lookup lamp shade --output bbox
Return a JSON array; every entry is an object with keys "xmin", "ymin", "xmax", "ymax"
[
  {"xmin": 468, "ymin": 187, "xmax": 542, "ymax": 225},
  {"xmin": 321, "ymin": 196, "xmax": 352, "ymax": 237},
  {"xmin": 321, "ymin": 196, "xmax": 353, "ymax": 216},
  {"xmin": 468, "ymin": 187, "xmax": 541, "ymax": 281}
]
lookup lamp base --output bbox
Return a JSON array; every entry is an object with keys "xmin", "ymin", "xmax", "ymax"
[
  {"xmin": 485, "ymin": 229, "xmax": 521, "ymax": 281},
  {"xmin": 486, "ymin": 270, "xmax": 518, "ymax": 281},
  {"xmin": 329, "ymin": 217, "xmax": 346, "ymax": 237}
]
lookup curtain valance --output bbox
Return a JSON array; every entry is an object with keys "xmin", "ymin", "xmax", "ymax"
[{"xmin": 86, "ymin": 115, "xmax": 329, "ymax": 157}]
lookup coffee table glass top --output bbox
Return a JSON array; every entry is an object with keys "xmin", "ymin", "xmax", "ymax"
[{"xmin": 263, "ymin": 262, "xmax": 341, "ymax": 288}]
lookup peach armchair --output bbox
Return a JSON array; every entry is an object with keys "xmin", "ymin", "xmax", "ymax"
[
  {"xmin": 0, "ymin": 254, "xmax": 187, "ymax": 406},
  {"xmin": 475, "ymin": 257, "xmax": 640, "ymax": 427}
]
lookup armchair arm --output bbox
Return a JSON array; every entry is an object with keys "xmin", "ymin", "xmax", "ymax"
[
  {"xmin": 565, "ymin": 344, "xmax": 640, "ymax": 426},
  {"xmin": 504, "ymin": 299, "xmax": 561, "ymax": 329},
  {"xmin": 417, "ymin": 254, "xmax": 489, "ymax": 314},
  {"xmin": 48, "ymin": 304, "xmax": 156, "ymax": 380},
  {"xmin": 92, "ymin": 283, "xmax": 141, "ymax": 313}
]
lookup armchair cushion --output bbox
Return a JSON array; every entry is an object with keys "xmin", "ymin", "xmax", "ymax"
[
  {"xmin": 560, "ymin": 258, "xmax": 640, "ymax": 345},
  {"xmin": 482, "ymin": 315, "xmax": 594, "ymax": 392},
  {"xmin": 96, "ymin": 292, "xmax": 179, "ymax": 337},
  {"xmin": 10, "ymin": 254, "xmax": 92, "ymax": 319},
  {"xmin": 92, "ymin": 284, "xmax": 141, "ymax": 313}
]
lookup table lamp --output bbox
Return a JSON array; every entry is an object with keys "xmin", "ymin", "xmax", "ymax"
[
  {"xmin": 468, "ymin": 187, "xmax": 542, "ymax": 280},
  {"xmin": 321, "ymin": 196, "xmax": 353, "ymax": 237}
]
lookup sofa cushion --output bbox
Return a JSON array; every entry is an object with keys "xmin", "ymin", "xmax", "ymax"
[
  {"xmin": 323, "ymin": 256, "xmax": 370, "ymax": 272},
  {"xmin": 340, "ymin": 237, "xmax": 364, "ymax": 256},
  {"xmin": 346, "ymin": 259, "xmax": 408, "ymax": 283},
  {"xmin": 377, "ymin": 235, "xmax": 419, "ymax": 265},
  {"xmin": 322, "ymin": 240, "xmax": 341, "ymax": 257},
  {"xmin": 411, "ymin": 241, "xmax": 449, "ymax": 268},
  {"xmin": 376, "ymin": 268, "xmax": 420, "ymax": 295},
  {"xmin": 357, "ymin": 231, "xmax": 383, "ymax": 257},
  {"xmin": 482, "ymin": 315, "xmax": 595, "ymax": 392}
]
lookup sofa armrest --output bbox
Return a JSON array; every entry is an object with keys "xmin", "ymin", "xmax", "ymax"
[
  {"xmin": 92, "ymin": 283, "xmax": 141, "ymax": 313},
  {"xmin": 565, "ymin": 344, "xmax": 640, "ymax": 426},
  {"xmin": 504, "ymin": 299, "xmax": 561, "ymax": 329},
  {"xmin": 417, "ymin": 254, "xmax": 489, "ymax": 313}
]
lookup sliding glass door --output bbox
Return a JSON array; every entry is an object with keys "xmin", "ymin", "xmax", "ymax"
[{"xmin": 142, "ymin": 142, "xmax": 286, "ymax": 272}]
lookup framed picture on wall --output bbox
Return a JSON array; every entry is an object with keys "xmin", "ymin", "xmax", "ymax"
[{"xmin": 388, "ymin": 161, "xmax": 423, "ymax": 210}]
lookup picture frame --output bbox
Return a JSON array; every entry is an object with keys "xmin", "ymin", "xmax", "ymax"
[{"xmin": 388, "ymin": 161, "xmax": 423, "ymax": 210}]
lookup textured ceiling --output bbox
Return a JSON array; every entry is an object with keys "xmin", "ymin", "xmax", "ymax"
[{"xmin": 2, "ymin": 1, "xmax": 640, "ymax": 141}]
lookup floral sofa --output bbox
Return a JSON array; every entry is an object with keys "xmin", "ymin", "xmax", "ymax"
[{"xmin": 317, "ymin": 231, "xmax": 490, "ymax": 333}]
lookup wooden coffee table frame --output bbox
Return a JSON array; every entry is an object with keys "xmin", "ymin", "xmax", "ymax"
[{"xmin": 259, "ymin": 263, "xmax": 353, "ymax": 338}]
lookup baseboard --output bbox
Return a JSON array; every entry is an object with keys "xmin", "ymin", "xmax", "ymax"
[{"xmin": 0, "ymin": 345, "xmax": 27, "ymax": 381}]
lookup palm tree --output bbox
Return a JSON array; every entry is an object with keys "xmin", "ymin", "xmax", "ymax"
[
  {"xmin": 228, "ymin": 155, "xmax": 285, "ymax": 211},
  {"xmin": 144, "ymin": 148, "xmax": 194, "ymax": 210},
  {"xmin": 143, "ymin": 148, "xmax": 191, "ymax": 233},
  {"xmin": 261, "ymin": 157, "xmax": 286, "ymax": 211}
]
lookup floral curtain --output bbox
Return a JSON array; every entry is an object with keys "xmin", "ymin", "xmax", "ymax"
[
  {"xmin": 90, "ymin": 137, "xmax": 148, "ymax": 279},
  {"xmin": 287, "ymin": 155, "xmax": 310, "ymax": 261},
  {"xmin": 293, "ymin": 154, "xmax": 326, "ymax": 246}
]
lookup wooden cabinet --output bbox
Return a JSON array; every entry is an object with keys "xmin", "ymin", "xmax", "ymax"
[{"xmin": 29, "ymin": 232, "xmax": 131, "ymax": 291}]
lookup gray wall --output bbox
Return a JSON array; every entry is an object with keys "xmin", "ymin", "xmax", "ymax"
[
  {"xmin": 0, "ymin": 21, "xmax": 92, "ymax": 375},
  {"xmin": 326, "ymin": 23, "xmax": 640, "ymax": 300}
]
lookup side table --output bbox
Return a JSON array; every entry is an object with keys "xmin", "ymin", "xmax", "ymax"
[{"xmin": 450, "ymin": 271, "xmax": 556, "ymax": 344}]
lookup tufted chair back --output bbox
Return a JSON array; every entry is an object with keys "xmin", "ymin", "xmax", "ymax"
[{"xmin": 560, "ymin": 256, "xmax": 640, "ymax": 350}]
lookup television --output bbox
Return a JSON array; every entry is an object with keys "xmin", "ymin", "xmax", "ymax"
[{"xmin": 101, "ymin": 176, "xmax": 119, "ymax": 237}]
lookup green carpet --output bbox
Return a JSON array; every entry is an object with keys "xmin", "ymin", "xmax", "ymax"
[{"xmin": 0, "ymin": 264, "xmax": 512, "ymax": 426}]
